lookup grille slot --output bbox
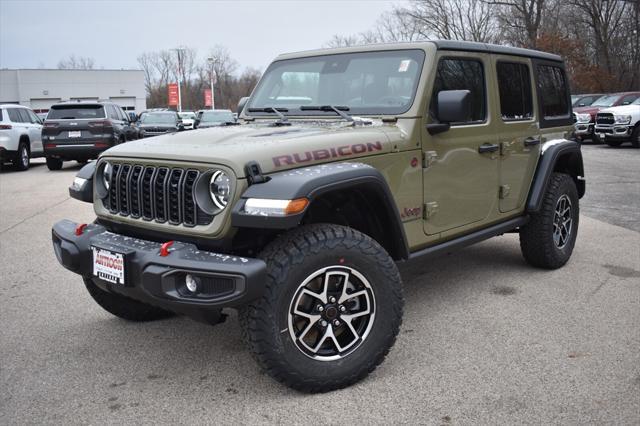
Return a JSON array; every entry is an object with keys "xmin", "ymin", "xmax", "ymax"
[{"xmin": 101, "ymin": 163, "xmax": 212, "ymax": 227}]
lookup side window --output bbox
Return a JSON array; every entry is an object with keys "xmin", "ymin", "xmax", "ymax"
[
  {"xmin": 7, "ymin": 108, "xmax": 22, "ymax": 122},
  {"xmin": 536, "ymin": 65, "xmax": 570, "ymax": 118},
  {"xmin": 108, "ymin": 105, "xmax": 119, "ymax": 120},
  {"xmin": 16, "ymin": 109, "xmax": 31, "ymax": 123},
  {"xmin": 497, "ymin": 62, "xmax": 533, "ymax": 121},
  {"xmin": 620, "ymin": 95, "xmax": 639, "ymax": 105},
  {"xmin": 27, "ymin": 110, "xmax": 41, "ymax": 124},
  {"xmin": 431, "ymin": 58, "xmax": 486, "ymax": 123}
]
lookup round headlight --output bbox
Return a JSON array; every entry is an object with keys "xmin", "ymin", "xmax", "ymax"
[
  {"xmin": 103, "ymin": 162, "xmax": 112, "ymax": 191},
  {"xmin": 209, "ymin": 170, "xmax": 231, "ymax": 209}
]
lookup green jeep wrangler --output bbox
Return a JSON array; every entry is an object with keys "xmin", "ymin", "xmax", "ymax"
[{"xmin": 52, "ymin": 41, "xmax": 585, "ymax": 392}]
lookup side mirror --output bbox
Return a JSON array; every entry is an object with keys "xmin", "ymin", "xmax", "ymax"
[
  {"xmin": 427, "ymin": 90, "xmax": 472, "ymax": 135},
  {"xmin": 237, "ymin": 97, "xmax": 249, "ymax": 116}
]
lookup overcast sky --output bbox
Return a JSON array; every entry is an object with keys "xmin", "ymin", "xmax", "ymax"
[{"xmin": 0, "ymin": 0, "xmax": 405, "ymax": 73}]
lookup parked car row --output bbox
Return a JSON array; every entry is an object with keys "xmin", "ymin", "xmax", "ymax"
[
  {"xmin": 1, "ymin": 101, "xmax": 239, "ymax": 171},
  {"xmin": 572, "ymin": 91, "xmax": 640, "ymax": 147}
]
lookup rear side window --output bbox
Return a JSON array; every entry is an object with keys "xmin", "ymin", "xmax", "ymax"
[
  {"xmin": 537, "ymin": 65, "xmax": 570, "ymax": 118},
  {"xmin": 0, "ymin": 109, "xmax": 3, "ymax": 121},
  {"xmin": 17, "ymin": 109, "xmax": 31, "ymax": 123},
  {"xmin": 7, "ymin": 108, "xmax": 23, "ymax": 122},
  {"xmin": 497, "ymin": 62, "xmax": 533, "ymax": 121},
  {"xmin": 48, "ymin": 105, "xmax": 106, "ymax": 120},
  {"xmin": 431, "ymin": 58, "xmax": 486, "ymax": 123}
]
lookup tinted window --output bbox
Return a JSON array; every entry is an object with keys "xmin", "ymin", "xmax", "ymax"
[
  {"xmin": 497, "ymin": 62, "xmax": 533, "ymax": 121},
  {"xmin": 0, "ymin": 109, "xmax": 3, "ymax": 121},
  {"xmin": 17, "ymin": 108, "xmax": 32, "ymax": 123},
  {"xmin": 48, "ymin": 105, "xmax": 105, "ymax": 119},
  {"xmin": 537, "ymin": 65, "xmax": 569, "ymax": 118},
  {"xmin": 620, "ymin": 94, "xmax": 639, "ymax": 105},
  {"xmin": 431, "ymin": 58, "xmax": 486, "ymax": 123},
  {"xmin": 6, "ymin": 108, "xmax": 20, "ymax": 122}
]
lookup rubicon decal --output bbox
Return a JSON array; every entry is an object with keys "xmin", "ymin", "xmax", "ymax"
[{"xmin": 273, "ymin": 141, "xmax": 383, "ymax": 167}]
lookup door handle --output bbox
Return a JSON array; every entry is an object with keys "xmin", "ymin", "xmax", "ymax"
[
  {"xmin": 524, "ymin": 137, "xmax": 540, "ymax": 147},
  {"xmin": 478, "ymin": 143, "xmax": 499, "ymax": 153}
]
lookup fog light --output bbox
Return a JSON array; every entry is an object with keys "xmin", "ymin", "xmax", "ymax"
[{"xmin": 185, "ymin": 274, "xmax": 199, "ymax": 293}]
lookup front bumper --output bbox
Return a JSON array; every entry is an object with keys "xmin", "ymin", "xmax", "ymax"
[
  {"xmin": 574, "ymin": 122, "xmax": 593, "ymax": 137},
  {"xmin": 51, "ymin": 220, "xmax": 266, "ymax": 317},
  {"xmin": 594, "ymin": 124, "xmax": 634, "ymax": 140}
]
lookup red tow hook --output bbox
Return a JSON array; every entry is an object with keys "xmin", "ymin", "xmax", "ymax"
[
  {"xmin": 75, "ymin": 223, "xmax": 88, "ymax": 236},
  {"xmin": 159, "ymin": 241, "xmax": 175, "ymax": 257}
]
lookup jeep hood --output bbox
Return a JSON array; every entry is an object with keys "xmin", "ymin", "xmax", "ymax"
[{"xmin": 102, "ymin": 122, "xmax": 394, "ymax": 178}]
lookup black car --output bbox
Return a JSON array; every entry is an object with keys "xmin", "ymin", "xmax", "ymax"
[
  {"xmin": 194, "ymin": 109, "xmax": 236, "ymax": 128},
  {"xmin": 42, "ymin": 101, "xmax": 137, "ymax": 170},
  {"xmin": 138, "ymin": 111, "xmax": 184, "ymax": 137}
]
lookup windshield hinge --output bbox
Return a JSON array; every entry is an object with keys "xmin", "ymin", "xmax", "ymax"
[{"xmin": 245, "ymin": 161, "xmax": 267, "ymax": 185}]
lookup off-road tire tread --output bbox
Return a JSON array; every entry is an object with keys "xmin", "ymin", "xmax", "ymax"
[
  {"xmin": 520, "ymin": 173, "xmax": 578, "ymax": 269},
  {"xmin": 84, "ymin": 278, "xmax": 174, "ymax": 322},
  {"xmin": 239, "ymin": 223, "xmax": 403, "ymax": 393}
]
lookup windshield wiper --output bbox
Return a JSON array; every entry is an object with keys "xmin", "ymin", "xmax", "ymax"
[
  {"xmin": 300, "ymin": 105, "xmax": 354, "ymax": 122},
  {"xmin": 247, "ymin": 107, "xmax": 290, "ymax": 126}
]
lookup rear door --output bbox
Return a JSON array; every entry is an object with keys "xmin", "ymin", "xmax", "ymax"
[
  {"xmin": 422, "ymin": 52, "xmax": 500, "ymax": 235},
  {"xmin": 491, "ymin": 56, "xmax": 540, "ymax": 213}
]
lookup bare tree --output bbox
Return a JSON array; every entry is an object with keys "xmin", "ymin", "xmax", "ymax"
[
  {"xmin": 57, "ymin": 55, "xmax": 95, "ymax": 69},
  {"xmin": 488, "ymin": 0, "xmax": 546, "ymax": 48}
]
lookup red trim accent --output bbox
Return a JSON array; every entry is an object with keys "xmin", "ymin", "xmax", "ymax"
[
  {"xmin": 159, "ymin": 241, "xmax": 174, "ymax": 257},
  {"xmin": 75, "ymin": 223, "xmax": 88, "ymax": 236}
]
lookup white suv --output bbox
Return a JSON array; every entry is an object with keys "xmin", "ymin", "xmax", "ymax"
[
  {"xmin": 0, "ymin": 104, "xmax": 44, "ymax": 171},
  {"xmin": 594, "ymin": 98, "xmax": 640, "ymax": 148}
]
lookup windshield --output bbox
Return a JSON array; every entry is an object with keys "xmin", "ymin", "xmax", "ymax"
[
  {"xmin": 48, "ymin": 105, "xmax": 105, "ymax": 120},
  {"xmin": 201, "ymin": 110, "xmax": 234, "ymax": 122},
  {"xmin": 247, "ymin": 49, "xmax": 425, "ymax": 116},
  {"xmin": 141, "ymin": 113, "xmax": 177, "ymax": 124},
  {"xmin": 591, "ymin": 95, "xmax": 619, "ymax": 107},
  {"xmin": 179, "ymin": 112, "xmax": 195, "ymax": 119}
]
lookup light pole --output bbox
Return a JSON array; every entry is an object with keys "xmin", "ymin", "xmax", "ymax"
[
  {"xmin": 172, "ymin": 47, "xmax": 186, "ymax": 112},
  {"xmin": 207, "ymin": 57, "xmax": 216, "ymax": 110}
]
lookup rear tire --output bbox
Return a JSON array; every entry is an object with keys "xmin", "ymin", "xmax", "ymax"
[
  {"xmin": 46, "ymin": 156, "xmax": 63, "ymax": 170},
  {"xmin": 15, "ymin": 141, "xmax": 30, "ymax": 171},
  {"xmin": 84, "ymin": 278, "xmax": 174, "ymax": 322},
  {"xmin": 240, "ymin": 224, "xmax": 403, "ymax": 392},
  {"xmin": 591, "ymin": 133, "xmax": 602, "ymax": 144},
  {"xmin": 520, "ymin": 173, "xmax": 579, "ymax": 269}
]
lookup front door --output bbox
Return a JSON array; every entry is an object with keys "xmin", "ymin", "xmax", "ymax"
[
  {"xmin": 491, "ymin": 56, "xmax": 541, "ymax": 213},
  {"xmin": 422, "ymin": 53, "xmax": 499, "ymax": 235}
]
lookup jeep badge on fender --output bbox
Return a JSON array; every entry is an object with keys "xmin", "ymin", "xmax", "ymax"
[{"xmin": 52, "ymin": 41, "xmax": 584, "ymax": 392}]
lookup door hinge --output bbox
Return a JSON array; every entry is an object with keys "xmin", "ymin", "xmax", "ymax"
[
  {"xmin": 422, "ymin": 151, "xmax": 438, "ymax": 168},
  {"xmin": 500, "ymin": 141, "xmax": 512, "ymax": 156},
  {"xmin": 423, "ymin": 202, "xmax": 438, "ymax": 219},
  {"xmin": 499, "ymin": 184, "xmax": 511, "ymax": 199}
]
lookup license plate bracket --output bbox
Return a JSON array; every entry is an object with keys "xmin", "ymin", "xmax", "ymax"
[
  {"xmin": 69, "ymin": 130, "xmax": 82, "ymax": 138},
  {"xmin": 92, "ymin": 246, "xmax": 126, "ymax": 285}
]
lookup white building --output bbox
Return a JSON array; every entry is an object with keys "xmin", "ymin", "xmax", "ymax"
[{"xmin": 0, "ymin": 69, "xmax": 147, "ymax": 113}]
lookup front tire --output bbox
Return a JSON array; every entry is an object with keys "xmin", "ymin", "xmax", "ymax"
[
  {"xmin": 631, "ymin": 125, "xmax": 640, "ymax": 148},
  {"xmin": 520, "ymin": 173, "xmax": 579, "ymax": 269},
  {"xmin": 84, "ymin": 278, "xmax": 174, "ymax": 321},
  {"xmin": 15, "ymin": 142, "xmax": 30, "ymax": 171},
  {"xmin": 46, "ymin": 156, "xmax": 63, "ymax": 170},
  {"xmin": 240, "ymin": 224, "xmax": 403, "ymax": 392}
]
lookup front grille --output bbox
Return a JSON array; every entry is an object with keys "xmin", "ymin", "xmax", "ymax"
[
  {"xmin": 104, "ymin": 163, "xmax": 213, "ymax": 227},
  {"xmin": 596, "ymin": 113, "xmax": 614, "ymax": 125}
]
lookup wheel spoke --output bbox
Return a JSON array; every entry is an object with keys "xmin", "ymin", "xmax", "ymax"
[
  {"xmin": 300, "ymin": 288, "xmax": 324, "ymax": 303},
  {"xmin": 341, "ymin": 304, "xmax": 371, "ymax": 321},
  {"xmin": 297, "ymin": 315, "xmax": 320, "ymax": 341},
  {"xmin": 337, "ymin": 271, "xmax": 352, "ymax": 304},
  {"xmin": 340, "ymin": 289, "xmax": 367, "ymax": 304}
]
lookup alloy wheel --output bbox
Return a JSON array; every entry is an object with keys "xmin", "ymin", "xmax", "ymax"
[
  {"xmin": 553, "ymin": 194, "xmax": 573, "ymax": 249},
  {"xmin": 288, "ymin": 266, "xmax": 375, "ymax": 361}
]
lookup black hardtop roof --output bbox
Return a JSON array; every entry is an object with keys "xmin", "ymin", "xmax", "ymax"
[{"xmin": 431, "ymin": 40, "xmax": 563, "ymax": 62}]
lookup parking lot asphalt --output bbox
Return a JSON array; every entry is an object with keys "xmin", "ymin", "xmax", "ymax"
[{"xmin": 1, "ymin": 145, "xmax": 639, "ymax": 424}]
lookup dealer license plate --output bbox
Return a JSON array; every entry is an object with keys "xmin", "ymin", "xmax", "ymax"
[
  {"xmin": 92, "ymin": 247, "xmax": 125, "ymax": 285},
  {"xmin": 68, "ymin": 130, "xmax": 82, "ymax": 138}
]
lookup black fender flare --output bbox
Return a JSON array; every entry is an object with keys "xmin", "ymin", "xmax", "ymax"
[
  {"xmin": 231, "ymin": 162, "xmax": 410, "ymax": 260},
  {"xmin": 527, "ymin": 140, "xmax": 585, "ymax": 213},
  {"xmin": 69, "ymin": 161, "xmax": 96, "ymax": 203}
]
